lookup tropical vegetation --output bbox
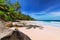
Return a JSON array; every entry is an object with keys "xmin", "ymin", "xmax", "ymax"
[{"xmin": 0, "ymin": 0, "xmax": 34, "ymax": 21}]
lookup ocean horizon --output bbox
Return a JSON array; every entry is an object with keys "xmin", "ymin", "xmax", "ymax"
[
  {"xmin": 38, "ymin": 20, "xmax": 60, "ymax": 22},
  {"xmin": 32, "ymin": 20, "xmax": 60, "ymax": 28}
]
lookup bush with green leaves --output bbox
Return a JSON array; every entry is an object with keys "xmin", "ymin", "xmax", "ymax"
[{"xmin": 0, "ymin": 0, "xmax": 34, "ymax": 21}]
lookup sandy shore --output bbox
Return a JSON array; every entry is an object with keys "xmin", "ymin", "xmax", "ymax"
[{"xmin": 17, "ymin": 21, "xmax": 60, "ymax": 40}]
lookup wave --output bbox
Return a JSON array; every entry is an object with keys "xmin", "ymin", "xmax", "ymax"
[{"xmin": 34, "ymin": 21, "xmax": 60, "ymax": 27}]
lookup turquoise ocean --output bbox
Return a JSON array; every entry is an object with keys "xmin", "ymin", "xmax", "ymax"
[{"xmin": 35, "ymin": 20, "xmax": 60, "ymax": 27}]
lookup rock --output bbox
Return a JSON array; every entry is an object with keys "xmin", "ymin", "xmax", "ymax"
[
  {"xmin": 15, "ymin": 20, "xmax": 20, "ymax": 22},
  {"xmin": 5, "ymin": 22, "xmax": 25, "ymax": 28},
  {"xmin": 1, "ymin": 29, "xmax": 31, "ymax": 40},
  {"xmin": 5, "ymin": 22, "xmax": 13, "ymax": 28},
  {"xmin": 0, "ymin": 21, "xmax": 5, "ymax": 28},
  {"xmin": 0, "ymin": 28, "xmax": 13, "ymax": 39},
  {"xmin": 12, "ymin": 22, "xmax": 24, "ymax": 27}
]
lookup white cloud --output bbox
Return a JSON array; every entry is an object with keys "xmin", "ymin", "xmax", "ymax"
[
  {"xmin": 40, "ymin": 4, "xmax": 60, "ymax": 14},
  {"xmin": 50, "ymin": 12, "xmax": 60, "ymax": 16},
  {"xmin": 22, "ymin": 11, "xmax": 60, "ymax": 20},
  {"xmin": 38, "ymin": 12, "xmax": 60, "ymax": 20}
]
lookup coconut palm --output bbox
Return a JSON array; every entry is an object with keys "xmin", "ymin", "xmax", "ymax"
[{"xmin": 0, "ymin": 0, "xmax": 34, "ymax": 21}]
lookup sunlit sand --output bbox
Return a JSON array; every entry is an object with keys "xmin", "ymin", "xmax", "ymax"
[
  {"xmin": 17, "ymin": 21, "xmax": 60, "ymax": 40},
  {"xmin": 0, "ymin": 21, "xmax": 60, "ymax": 40}
]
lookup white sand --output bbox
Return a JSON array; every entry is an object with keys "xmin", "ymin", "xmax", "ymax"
[{"xmin": 17, "ymin": 21, "xmax": 60, "ymax": 40}]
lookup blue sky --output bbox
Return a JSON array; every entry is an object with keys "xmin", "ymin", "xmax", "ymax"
[{"xmin": 11, "ymin": 0, "xmax": 60, "ymax": 20}]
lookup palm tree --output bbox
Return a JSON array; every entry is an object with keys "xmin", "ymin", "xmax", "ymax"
[
  {"xmin": 0, "ymin": 0, "xmax": 34, "ymax": 21},
  {"xmin": 14, "ymin": 2, "xmax": 21, "ymax": 11}
]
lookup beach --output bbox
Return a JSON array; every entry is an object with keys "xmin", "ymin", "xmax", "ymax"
[
  {"xmin": 17, "ymin": 21, "xmax": 60, "ymax": 40},
  {"xmin": 0, "ymin": 21, "xmax": 60, "ymax": 40}
]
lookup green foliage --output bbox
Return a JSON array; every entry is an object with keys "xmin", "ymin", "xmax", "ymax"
[
  {"xmin": 4, "ymin": 14, "xmax": 13, "ymax": 21},
  {"xmin": 9, "ymin": 6, "xmax": 15, "ymax": 12},
  {"xmin": 0, "ymin": 0, "xmax": 6, "ymax": 3},
  {"xmin": 0, "ymin": 0, "xmax": 34, "ymax": 21},
  {"xmin": 0, "ymin": 11, "xmax": 4, "ymax": 15}
]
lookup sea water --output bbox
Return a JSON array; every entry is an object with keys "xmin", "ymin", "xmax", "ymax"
[{"xmin": 35, "ymin": 20, "xmax": 60, "ymax": 27}]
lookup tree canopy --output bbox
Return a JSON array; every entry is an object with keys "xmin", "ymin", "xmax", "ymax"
[{"xmin": 0, "ymin": 0, "xmax": 34, "ymax": 21}]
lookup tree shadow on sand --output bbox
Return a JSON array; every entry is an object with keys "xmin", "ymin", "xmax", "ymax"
[{"xmin": 26, "ymin": 25, "xmax": 44, "ymax": 30}]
